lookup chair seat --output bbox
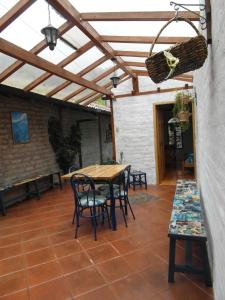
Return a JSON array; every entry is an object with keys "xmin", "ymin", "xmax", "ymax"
[{"xmin": 80, "ymin": 195, "xmax": 106, "ymax": 207}]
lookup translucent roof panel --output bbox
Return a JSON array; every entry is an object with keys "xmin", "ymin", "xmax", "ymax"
[
  {"xmin": 114, "ymin": 78, "xmax": 133, "ymax": 95},
  {"xmin": 121, "ymin": 56, "xmax": 146, "ymax": 63},
  {"xmin": 83, "ymin": 60, "xmax": 114, "ymax": 81},
  {"xmin": 38, "ymin": 39, "xmax": 75, "ymax": 65},
  {"xmin": 97, "ymin": 69, "xmax": 124, "ymax": 86},
  {"xmin": 131, "ymin": 67, "xmax": 147, "ymax": 71},
  {"xmin": 71, "ymin": 0, "xmax": 200, "ymax": 12},
  {"xmin": 0, "ymin": 1, "xmax": 20, "ymax": 18},
  {"xmin": 32, "ymin": 76, "xmax": 67, "ymax": 95},
  {"xmin": 90, "ymin": 21, "xmax": 198, "ymax": 37},
  {"xmin": 2, "ymin": 64, "xmax": 45, "ymax": 89},
  {"xmin": 70, "ymin": 89, "xmax": 93, "ymax": 102},
  {"xmin": 109, "ymin": 43, "xmax": 174, "ymax": 53},
  {"xmin": 53, "ymin": 83, "xmax": 81, "ymax": 100},
  {"xmin": 64, "ymin": 47, "xmax": 104, "ymax": 74},
  {"xmin": 0, "ymin": 0, "xmax": 66, "ymax": 51},
  {"xmin": 0, "ymin": 53, "xmax": 17, "ymax": 73},
  {"xmin": 62, "ymin": 26, "xmax": 90, "ymax": 49}
]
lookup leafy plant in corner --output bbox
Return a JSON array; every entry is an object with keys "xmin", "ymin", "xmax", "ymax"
[{"xmin": 48, "ymin": 117, "xmax": 81, "ymax": 173}]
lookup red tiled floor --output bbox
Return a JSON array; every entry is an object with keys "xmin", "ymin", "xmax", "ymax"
[{"xmin": 0, "ymin": 184, "xmax": 214, "ymax": 299}]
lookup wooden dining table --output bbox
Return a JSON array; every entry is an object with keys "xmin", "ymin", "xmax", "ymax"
[{"xmin": 61, "ymin": 164, "xmax": 128, "ymax": 231}]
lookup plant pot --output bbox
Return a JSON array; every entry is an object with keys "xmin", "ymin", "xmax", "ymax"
[
  {"xmin": 181, "ymin": 95, "xmax": 190, "ymax": 105},
  {"xmin": 178, "ymin": 111, "xmax": 190, "ymax": 122}
]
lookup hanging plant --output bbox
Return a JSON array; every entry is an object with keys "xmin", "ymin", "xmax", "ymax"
[{"xmin": 173, "ymin": 91, "xmax": 193, "ymax": 132}]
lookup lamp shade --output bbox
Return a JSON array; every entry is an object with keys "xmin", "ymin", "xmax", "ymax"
[
  {"xmin": 110, "ymin": 75, "xmax": 120, "ymax": 88},
  {"xmin": 41, "ymin": 25, "xmax": 58, "ymax": 50}
]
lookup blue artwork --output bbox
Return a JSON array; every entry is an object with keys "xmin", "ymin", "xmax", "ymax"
[{"xmin": 11, "ymin": 112, "xmax": 29, "ymax": 144}]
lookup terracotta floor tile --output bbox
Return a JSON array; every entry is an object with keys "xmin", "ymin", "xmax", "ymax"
[
  {"xmin": 0, "ymin": 255, "xmax": 25, "ymax": 276},
  {"xmin": 59, "ymin": 251, "xmax": 92, "ymax": 274},
  {"xmin": 0, "ymin": 234, "xmax": 21, "ymax": 247},
  {"xmin": 111, "ymin": 236, "xmax": 140, "ymax": 255},
  {"xmin": 27, "ymin": 260, "xmax": 62, "ymax": 286},
  {"xmin": 0, "ymin": 243, "xmax": 23, "ymax": 260},
  {"xmin": 0, "ymin": 270, "xmax": 27, "ymax": 297},
  {"xmin": 110, "ymin": 272, "xmax": 157, "ymax": 300},
  {"xmin": 65, "ymin": 266, "xmax": 105, "ymax": 297},
  {"xmin": 25, "ymin": 247, "xmax": 55, "ymax": 267},
  {"xmin": 0, "ymin": 289, "xmax": 29, "ymax": 300},
  {"xmin": 74, "ymin": 285, "xmax": 116, "ymax": 300},
  {"xmin": 22, "ymin": 237, "xmax": 50, "ymax": 253},
  {"xmin": 49, "ymin": 230, "xmax": 74, "ymax": 245},
  {"xmin": 21, "ymin": 229, "xmax": 47, "ymax": 242},
  {"xmin": 29, "ymin": 277, "xmax": 72, "ymax": 300},
  {"xmin": 87, "ymin": 244, "xmax": 119, "ymax": 264},
  {"xmin": 53, "ymin": 240, "xmax": 82, "ymax": 258},
  {"xmin": 78, "ymin": 235, "xmax": 107, "ymax": 250},
  {"xmin": 97, "ymin": 256, "xmax": 132, "ymax": 282}
]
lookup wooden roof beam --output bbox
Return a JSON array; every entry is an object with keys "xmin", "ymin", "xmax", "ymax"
[
  {"xmin": 0, "ymin": 0, "xmax": 36, "ymax": 32},
  {"xmin": 0, "ymin": 37, "xmax": 111, "ymax": 95},
  {"xmin": 0, "ymin": 21, "xmax": 73, "ymax": 82},
  {"xmin": 101, "ymin": 35, "xmax": 191, "ymax": 44},
  {"xmin": 48, "ymin": 0, "xmax": 135, "ymax": 78},
  {"xmin": 114, "ymin": 50, "xmax": 149, "ymax": 58},
  {"xmin": 46, "ymin": 55, "xmax": 108, "ymax": 97},
  {"xmin": 64, "ymin": 65, "xmax": 119, "ymax": 102},
  {"xmin": 23, "ymin": 41, "xmax": 93, "ymax": 91},
  {"xmin": 80, "ymin": 11, "xmax": 199, "ymax": 22},
  {"xmin": 133, "ymin": 70, "xmax": 193, "ymax": 82}
]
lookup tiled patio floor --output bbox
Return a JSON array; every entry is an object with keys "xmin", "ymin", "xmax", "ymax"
[{"xmin": 0, "ymin": 184, "xmax": 214, "ymax": 299}]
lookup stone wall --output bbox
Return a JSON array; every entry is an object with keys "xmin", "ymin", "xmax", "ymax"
[
  {"xmin": 193, "ymin": 0, "xmax": 225, "ymax": 298},
  {"xmin": 0, "ymin": 91, "xmax": 112, "ymax": 187}
]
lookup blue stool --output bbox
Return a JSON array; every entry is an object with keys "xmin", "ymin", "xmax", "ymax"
[{"xmin": 129, "ymin": 170, "xmax": 147, "ymax": 190}]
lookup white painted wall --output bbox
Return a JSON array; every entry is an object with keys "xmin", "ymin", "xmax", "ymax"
[
  {"xmin": 113, "ymin": 90, "xmax": 191, "ymax": 184},
  {"xmin": 193, "ymin": 1, "xmax": 225, "ymax": 298}
]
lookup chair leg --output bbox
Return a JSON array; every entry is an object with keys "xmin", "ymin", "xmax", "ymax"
[
  {"xmin": 72, "ymin": 209, "xmax": 76, "ymax": 224},
  {"xmin": 92, "ymin": 208, "xmax": 97, "ymax": 241},
  {"xmin": 119, "ymin": 199, "xmax": 128, "ymax": 227},
  {"xmin": 105, "ymin": 205, "xmax": 111, "ymax": 228},
  {"xmin": 75, "ymin": 211, "xmax": 80, "ymax": 239},
  {"xmin": 127, "ymin": 197, "xmax": 136, "ymax": 220}
]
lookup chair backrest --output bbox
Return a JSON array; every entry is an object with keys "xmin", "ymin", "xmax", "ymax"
[
  {"xmin": 120, "ymin": 165, "xmax": 131, "ymax": 193},
  {"xmin": 69, "ymin": 165, "xmax": 79, "ymax": 173},
  {"xmin": 70, "ymin": 173, "xmax": 96, "ymax": 207}
]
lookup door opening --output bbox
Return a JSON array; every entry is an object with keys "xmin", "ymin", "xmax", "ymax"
[{"xmin": 154, "ymin": 102, "xmax": 195, "ymax": 185}]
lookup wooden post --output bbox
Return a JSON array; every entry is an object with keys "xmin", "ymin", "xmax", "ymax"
[
  {"xmin": 110, "ymin": 99, "xmax": 116, "ymax": 161},
  {"xmin": 132, "ymin": 77, "xmax": 139, "ymax": 95}
]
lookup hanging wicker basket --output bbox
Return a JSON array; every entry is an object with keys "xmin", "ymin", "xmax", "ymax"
[{"xmin": 145, "ymin": 16, "xmax": 208, "ymax": 83}]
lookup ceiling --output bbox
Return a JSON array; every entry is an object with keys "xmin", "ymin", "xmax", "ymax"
[{"xmin": 0, "ymin": 0, "xmax": 199, "ymax": 108}]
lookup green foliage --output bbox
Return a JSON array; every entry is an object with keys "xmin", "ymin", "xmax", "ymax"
[{"xmin": 48, "ymin": 117, "xmax": 81, "ymax": 173}]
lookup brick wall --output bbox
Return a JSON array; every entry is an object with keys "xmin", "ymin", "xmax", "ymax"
[
  {"xmin": 0, "ymin": 92, "xmax": 112, "ymax": 187},
  {"xmin": 193, "ymin": 0, "xmax": 225, "ymax": 297}
]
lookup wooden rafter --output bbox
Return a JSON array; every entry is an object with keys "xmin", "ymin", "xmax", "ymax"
[
  {"xmin": 0, "ymin": 21, "xmax": 73, "ymax": 82},
  {"xmin": 116, "ymin": 85, "xmax": 193, "ymax": 99},
  {"xmin": 80, "ymin": 11, "xmax": 199, "ymax": 22},
  {"xmin": 132, "ymin": 77, "xmax": 139, "ymax": 95},
  {"xmin": 0, "ymin": 0, "xmax": 36, "ymax": 32},
  {"xmin": 81, "ymin": 74, "xmax": 130, "ymax": 106},
  {"xmin": 46, "ymin": 56, "xmax": 108, "ymax": 97},
  {"xmin": 133, "ymin": 70, "xmax": 193, "ymax": 82},
  {"xmin": 48, "ymin": 0, "xmax": 135, "ymax": 78},
  {"xmin": 0, "ymin": 37, "xmax": 111, "ymax": 95},
  {"xmin": 23, "ymin": 41, "xmax": 93, "ymax": 91},
  {"xmin": 64, "ymin": 65, "xmax": 119, "ymax": 102},
  {"xmin": 101, "ymin": 35, "xmax": 191, "ymax": 44},
  {"xmin": 114, "ymin": 50, "xmax": 149, "ymax": 58}
]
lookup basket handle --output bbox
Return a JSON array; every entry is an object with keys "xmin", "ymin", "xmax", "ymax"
[{"xmin": 148, "ymin": 16, "xmax": 201, "ymax": 58}]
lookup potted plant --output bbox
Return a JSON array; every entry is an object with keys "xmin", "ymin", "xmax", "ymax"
[{"xmin": 173, "ymin": 91, "xmax": 193, "ymax": 122}]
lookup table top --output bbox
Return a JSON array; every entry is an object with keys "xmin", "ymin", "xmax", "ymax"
[
  {"xmin": 61, "ymin": 164, "xmax": 128, "ymax": 181},
  {"xmin": 168, "ymin": 179, "xmax": 207, "ymax": 239}
]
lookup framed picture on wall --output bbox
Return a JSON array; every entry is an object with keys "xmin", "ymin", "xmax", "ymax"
[{"xmin": 11, "ymin": 112, "xmax": 29, "ymax": 144}]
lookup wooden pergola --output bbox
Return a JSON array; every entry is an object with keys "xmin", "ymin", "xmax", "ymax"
[{"xmin": 0, "ymin": 0, "xmax": 198, "ymax": 108}]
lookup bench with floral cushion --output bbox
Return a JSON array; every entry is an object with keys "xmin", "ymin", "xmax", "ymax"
[{"xmin": 168, "ymin": 179, "xmax": 212, "ymax": 287}]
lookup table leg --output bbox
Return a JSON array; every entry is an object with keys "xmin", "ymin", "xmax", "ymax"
[
  {"xmin": 144, "ymin": 174, "xmax": 147, "ymax": 189},
  {"xmin": 168, "ymin": 237, "xmax": 176, "ymax": 283},
  {"xmin": 109, "ymin": 182, "xmax": 116, "ymax": 231},
  {"xmin": 58, "ymin": 172, "xmax": 63, "ymax": 189},
  {"xmin": 0, "ymin": 191, "xmax": 6, "ymax": 216}
]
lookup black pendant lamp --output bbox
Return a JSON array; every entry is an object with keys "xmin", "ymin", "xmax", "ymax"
[
  {"xmin": 110, "ymin": 58, "xmax": 120, "ymax": 88},
  {"xmin": 41, "ymin": 2, "xmax": 58, "ymax": 50}
]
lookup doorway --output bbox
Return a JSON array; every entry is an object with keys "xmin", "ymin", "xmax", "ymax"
[{"xmin": 153, "ymin": 102, "xmax": 196, "ymax": 185}]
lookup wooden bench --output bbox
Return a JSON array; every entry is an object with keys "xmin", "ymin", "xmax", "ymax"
[
  {"xmin": 168, "ymin": 179, "xmax": 212, "ymax": 287},
  {"xmin": 0, "ymin": 171, "xmax": 62, "ymax": 216}
]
